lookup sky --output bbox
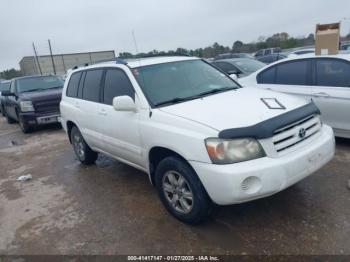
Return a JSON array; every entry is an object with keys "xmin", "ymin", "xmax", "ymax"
[{"xmin": 1, "ymin": 0, "xmax": 350, "ymax": 71}]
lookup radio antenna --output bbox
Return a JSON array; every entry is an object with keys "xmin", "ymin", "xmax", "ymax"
[{"xmin": 131, "ymin": 30, "xmax": 151, "ymax": 116}]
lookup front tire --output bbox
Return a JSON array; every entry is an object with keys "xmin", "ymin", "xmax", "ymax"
[
  {"xmin": 18, "ymin": 117, "xmax": 32, "ymax": 133},
  {"xmin": 70, "ymin": 126, "xmax": 97, "ymax": 165},
  {"xmin": 155, "ymin": 156, "xmax": 213, "ymax": 225}
]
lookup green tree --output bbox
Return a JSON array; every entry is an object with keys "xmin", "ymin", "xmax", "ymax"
[
  {"xmin": 0, "ymin": 69, "xmax": 22, "ymax": 80},
  {"xmin": 232, "ymin": 40, "xmax": 243, "ymax": 52}
]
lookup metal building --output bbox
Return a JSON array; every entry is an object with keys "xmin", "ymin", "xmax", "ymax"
[{"xmin": 19, "ymin": 50, "xmax": 116, "ymax": 76}]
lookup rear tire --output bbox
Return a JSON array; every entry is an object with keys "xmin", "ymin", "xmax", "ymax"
[
  {"xmin": 70, "ymin": 126, "xmax": 97, "ymax": 165},
  {"xmin": 155, "ymin": 156, "xmax": 213, "ymax": 225},
  {"xmin": 5, "ymin": 111, "xmax": 16, "ymax": 124}
]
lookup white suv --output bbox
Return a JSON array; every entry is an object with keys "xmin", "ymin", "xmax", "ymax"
[{"xmin": 60, "ymin": 56, "xmax": 335, "ymax": 224}]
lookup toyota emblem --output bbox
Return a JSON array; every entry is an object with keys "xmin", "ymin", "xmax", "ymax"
[{"xmin": 299, "ymin": 128, "xmax": 306, "ymax": 138}]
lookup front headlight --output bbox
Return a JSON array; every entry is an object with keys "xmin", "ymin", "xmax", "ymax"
[
  {"xmin": 205, "ymin": 138, "xmax": 265, "ymax": 164},
  {"xmin": 20, "ymin": 101, "xmax": 34, "ymax": 112}
]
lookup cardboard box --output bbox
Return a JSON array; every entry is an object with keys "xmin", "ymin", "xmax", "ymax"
[{"xmin": 315, "ymin": 22, "xmax": 340, "ymax": 55}]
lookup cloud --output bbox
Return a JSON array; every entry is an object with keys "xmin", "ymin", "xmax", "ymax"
[{"xmin": 1, "ymin": 0, "xmax": 349, "ymax": 71}]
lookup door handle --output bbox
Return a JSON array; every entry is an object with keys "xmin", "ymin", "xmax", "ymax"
[
  {"xmin": 74, "ymin": 101, "xmax": 80, "ymax": 108},
  {"xmin": 313, "ymin": 92, "xmax": 330, "ymax": 98}
]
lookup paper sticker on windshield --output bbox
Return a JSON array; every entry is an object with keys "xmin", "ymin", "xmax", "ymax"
[{"xmin": 261, "ymin": 98, "xmax": 286, "ymax": 110}]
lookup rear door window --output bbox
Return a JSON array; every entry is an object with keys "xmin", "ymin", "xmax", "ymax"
[
  {"xmin": 66, "ymin": 72, "xmax": 82, "ymax": 98},
  {"xmin": 275, "ymin": 60, "xmax": 308, "ymax": 85},
  {"xmin": 315, "ymin": 59, "xmax": 350, "ymax": 87},
  {"xmin": 103, "ymin": 69, "xmax": 135, "ymax": 105},
  {"xmin": 82, "ymin": 69, "xmax": 103, "ymax": 102}
]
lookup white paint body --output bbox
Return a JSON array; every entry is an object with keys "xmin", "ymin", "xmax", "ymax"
[
  {"xmin": 239, "ymin": 54, "xmax": 350, "ymax": 138},
  {"xmin": 60, "ymin": 57, "xmax": 335, "ymax": 205}
]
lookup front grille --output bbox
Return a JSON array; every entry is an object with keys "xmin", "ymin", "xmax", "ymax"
[
  {"xmin": 272, "ymin": 114, "xmax": 321, "ymax": 152},
  {"xmin": 34, "ymin": 99, "xmax": 60, "ymax": 113}
]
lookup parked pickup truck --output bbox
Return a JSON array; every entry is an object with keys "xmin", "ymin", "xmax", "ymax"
[{"xmin": 2, "ymin": 75, "xmax": 64, "ymax": 133}]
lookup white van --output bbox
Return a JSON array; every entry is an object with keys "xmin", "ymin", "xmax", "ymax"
[{"xmin": 60, "ymin": 56, "xmax": 335, "ymax": 224}]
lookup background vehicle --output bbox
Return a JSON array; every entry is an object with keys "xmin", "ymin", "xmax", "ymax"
[
  {"xmin": 239, "ymin": 54, "xmax": 350, "ymax": 138},
  {"xmin": 212, "ymin": 58, "xmax": 266, "ymax": 78},
  {"xmin": 214, "ymin": 53, "xmax": 253, "ymax": 60},
  {"xmin": 60, "ymin": 56, "xmax": 334, "ymax": 224},
  {"xmin": 254, "ymin": 48, "xmax": 282, "ymax": 57},
  {"xmin": 256, "ymin": 53, "xmax": 287, "ymax": 64},
  {"xmin": 0, "ymin": 80, "xmax": 11, "ymax": 116},
  {"xmin": 288, "ymin": 48, "xmax": 315, "ymax": 56},
  {"xmin": 2, "ymin": 75, "xmax": 64, "ymax": 133},
  {"xmin": 340, "ymin": 42, "xmax": 350, "ymax": 51}
]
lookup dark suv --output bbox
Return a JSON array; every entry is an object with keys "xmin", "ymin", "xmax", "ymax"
[{"xmin": 2, "ymin": 75, "xmax": 64, "ymax": 133}]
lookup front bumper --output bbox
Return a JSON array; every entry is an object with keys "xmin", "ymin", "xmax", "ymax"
[
  {"xmin": 20, "ymin": 111, "xmax": 60, "ymax": 126},
  {"xmin": 190, "ymin": 125, "xmax": 335, "ymax": 205}
]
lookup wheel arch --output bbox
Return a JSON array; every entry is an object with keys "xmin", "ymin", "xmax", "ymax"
[
  {"xmin": 148, "ymin": 146, "xmax": 194, "ymax": 186},
  {"xmin": 66, "ymin": 120, "xmax": 77, "ymax": 143}
]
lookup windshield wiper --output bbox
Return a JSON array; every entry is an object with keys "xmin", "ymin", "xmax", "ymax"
[
  {"xmin": 154, "ymin": 87, "xmax": 237, "ymax": 107},
  {"xmin": 154, "ymin": 97, "xmax": 194, "ymax": 107},
  {"xmin": 193, "ymin": 86, "xmax": 237, "ymax": 98}
]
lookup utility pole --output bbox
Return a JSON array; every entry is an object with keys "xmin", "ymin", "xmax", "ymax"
[
  {"xmin": 32, "ymin": 42, "xmax": 42, "ymax": 75},
  {"xmin": 48, "ymin": 39, "xmax": 56, "ymax": 75}
]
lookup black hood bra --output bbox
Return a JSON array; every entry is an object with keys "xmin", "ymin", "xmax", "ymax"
[{"xmin": 219, "ymin": 102, "xmax": 320, "ymax": 139}]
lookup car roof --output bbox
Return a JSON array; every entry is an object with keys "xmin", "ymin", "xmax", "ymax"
[
  {"xmin": 72, "ymin": 56, "xmax": 200, "ymax": 72},
  {"xmin": 285, "ymin": 53, "xmax": 350, "ymax": 61},
  {"xmin": 251, "ymin": 53, "xmax": 350, "ymax": 76}
]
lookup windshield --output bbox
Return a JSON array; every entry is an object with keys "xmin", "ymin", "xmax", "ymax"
[
  {"xmin": 232, "ymin": 59, "xmax": 266, "ymax": 73},
  {"xmin": 0, "ymin": 82, "xmax": 10, "ymax": 92},
  {"xmin": 16, "ymin": 76, "xmax": 64, "ymax": 93},
  {"xmin": 133, "ymin": 59, "xmax": 239, "ymax": 107}
]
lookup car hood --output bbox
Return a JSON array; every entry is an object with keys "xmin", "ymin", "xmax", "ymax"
[
  {"xmin": 19, "ymin": 88, "xmax": 63, "ymax": 102},
  {"xmin": 159, "ymin": 87, "xmax": 309, "ymax": 131}
]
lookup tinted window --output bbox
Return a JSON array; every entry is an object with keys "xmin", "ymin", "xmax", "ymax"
[
  {"xmin": 0, "ymin": 82, "xmax": 10, "ymax": 92},
  {"xmin": 265, "ymin": 49, "xmax": 272, "ymax": 55},
  {"xmin": 316, "ymin": 59, "xmax": 350, "ymax": 87},
  {"xmin": 258, "ymin": 55, "xmax": 276, "ymax": 64},
  {"xmin": 66, "ymin": 72, "xmax": 82, "ymax": 97},
  {"xmin": 103, "ymin": 69, "xmax": 134, "ymax": 105},
  {"xmin": 255, "ymin": 50, "xmax": 263, "ymax": 57},
  {"xmin": 231, "ymin": 59, "xmax": 265, "ymax": 73},
  {"xmin": 82, "ymin": 69, "xmax": 103, "ymax": 102},
  {"xmin": 275, "ymin": 60, "xmax": 308, "ymax": 85},
  {"xmin": 257, "ymin": 67, "xmax": 276, "ymax": 84},
  {"xmin": 133, "ymin": 60, "xmax": 239, "ymax": 106},
  {"xmin": 213, "ymin": 62, "xmax": 237, "ymax": 74}
]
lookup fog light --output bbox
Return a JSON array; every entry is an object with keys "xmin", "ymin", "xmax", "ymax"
[{"xmin": 241, "ymin": 176, "xmax": 262, "ymax": 194}]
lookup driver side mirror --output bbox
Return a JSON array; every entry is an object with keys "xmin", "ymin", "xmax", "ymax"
[
  {"xmin": 1, "ymin": 90, "xmax": 15, "ymax": 97},
  {"xmin": 113, "ymin": 96, "xmax": 136, "ymax": 112}
]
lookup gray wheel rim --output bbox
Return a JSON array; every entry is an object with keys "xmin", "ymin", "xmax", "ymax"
[
  {"xmin": 162, "ymin": 171, "xmax": 194, "ymax": 214},
  {"xmin": 73, "ymin": 133, "xmax": 85, "ymax": 160}
]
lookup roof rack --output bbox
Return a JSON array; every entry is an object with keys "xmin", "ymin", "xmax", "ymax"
[
  {"xmin": 132, "ymin": 53, "xmax": 190, "ymax": 59},
  {"xmin": 71, "ymin": 57, "xmax": 128, "ymax": 70}
]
